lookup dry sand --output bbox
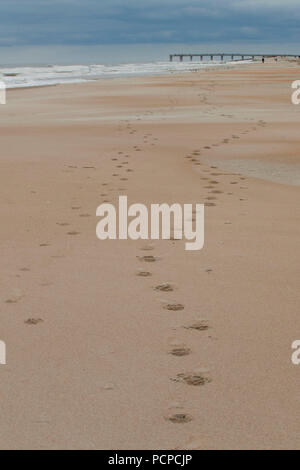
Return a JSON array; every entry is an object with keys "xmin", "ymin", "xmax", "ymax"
[{"xmin": 0, "ymin": 59, "xmax": 300, "ymax": 450}]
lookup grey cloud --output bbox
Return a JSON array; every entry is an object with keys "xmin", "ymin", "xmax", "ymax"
[{"xmin": 0, "ymin": 0, "xmax": 299, "ymax": 46}]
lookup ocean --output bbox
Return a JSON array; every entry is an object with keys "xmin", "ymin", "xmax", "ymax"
[{"xmin": 0, "ymin": 59, "xmax": 250, "ymax": 89}]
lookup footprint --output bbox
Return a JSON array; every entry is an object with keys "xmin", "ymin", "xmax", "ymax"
[
  {"xmin": 5, "ymin": 299, "xmax": 19, "ymax": 305},
  {"xmin": 167, "ymin": 413, "xmax": 192, "ymax": 424},
  {"xmin": 154, "ymin": 283, "xmax": 174, "ymax": 292},
  {"xmin": 172, "ymin": 372, "xmax": 211, "ymax": 386},
  {"xmin": 67, "ymin": 231, "xmax": 80, "ymax": 236},
  {"xmin": 79, "ymin": 213, "xmax": 91, "ymax": 218},
  {"xmin": 25, "ymin": 318, "xmax": 44, "ymax": 326},
  {"xmin": 205, "ymin": 202, "xmax": 216, "ymax": 207},
  {"xmin": 164, "ymin": 303, "xmax": 184, "ymax": 311},
  {"xmin": 56, "ymin": 222, "xmax": 70, "ymax": 226},
  {"xmin": 138, "ymin": 255, "xmax": 158, "ymax": 263},
  {"xmin": 169, "ymin": 347, "xmax": 191, "ymax": 357},
  {"xmin": 137, "ymin": 271, "xmax": 152, "ymax": 277},
  {"xmin": 184, "ymin": 320, "xmax": 209, "ymax": 331}
]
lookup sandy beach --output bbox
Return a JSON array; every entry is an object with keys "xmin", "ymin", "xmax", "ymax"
[{"xmin": 0, "ymin": 59, "xmax": 300, "ymax": 450}]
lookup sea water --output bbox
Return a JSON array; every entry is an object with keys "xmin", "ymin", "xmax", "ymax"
[{"xmin": 0, "ymin": 59, "xmax": 251, "ymax": 89}]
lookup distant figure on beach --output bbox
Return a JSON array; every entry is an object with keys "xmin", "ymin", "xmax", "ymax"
[{"xmin": 262, "ymin": 57, "xmax": 265, "ymax": 63}]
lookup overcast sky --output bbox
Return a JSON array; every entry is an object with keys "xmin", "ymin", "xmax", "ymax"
[{"xmin": 0, "ymin": 0, "xmax": 300, "ymax": 47}]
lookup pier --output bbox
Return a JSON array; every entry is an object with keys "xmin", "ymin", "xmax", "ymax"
[{"xmin": 169, "ymin": 53, "xmax": 300, "ymax": 62}]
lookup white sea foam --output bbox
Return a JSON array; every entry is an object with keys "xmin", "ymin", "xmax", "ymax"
[{"xmin": 0, "ymin": 60, "xmax": 251, "ymax": 89}]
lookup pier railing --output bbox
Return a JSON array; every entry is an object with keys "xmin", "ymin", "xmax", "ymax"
[{"xmin": 169, "ymin": 54, "xmax": 300, "ymax": 62}]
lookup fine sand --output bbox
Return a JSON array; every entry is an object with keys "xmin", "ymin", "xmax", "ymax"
[{"xmin": 0, "ymin": 59, "xmax": 300, "ymax": 450}]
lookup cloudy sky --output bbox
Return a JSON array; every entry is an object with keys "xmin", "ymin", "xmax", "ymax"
[{"xmin": 0, "ymin": 0, "xmax": 299, "ymax": 46}]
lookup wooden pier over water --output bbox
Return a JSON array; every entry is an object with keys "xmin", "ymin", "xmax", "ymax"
[{"xmin": 169, "ymin": 53, "xmax": 300, "ymax": 62}]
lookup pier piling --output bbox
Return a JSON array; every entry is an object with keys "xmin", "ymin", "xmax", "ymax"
[{"xmin": 169, "ymin": 53, "xmax": 298, "ymax": 62}]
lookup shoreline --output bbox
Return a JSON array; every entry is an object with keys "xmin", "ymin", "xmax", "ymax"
[
  {"xmin": 2, "ymin": 55, "xmax": 299, "ymax": 91},
  {"xmin": 2, "ymin": 59, "xmax": 259, "ymax": 91}
]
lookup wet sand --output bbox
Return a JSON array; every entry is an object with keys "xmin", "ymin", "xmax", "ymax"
[{"xmin": 0, "ymin": 59, "xmax": 300, "ymax": 450}]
